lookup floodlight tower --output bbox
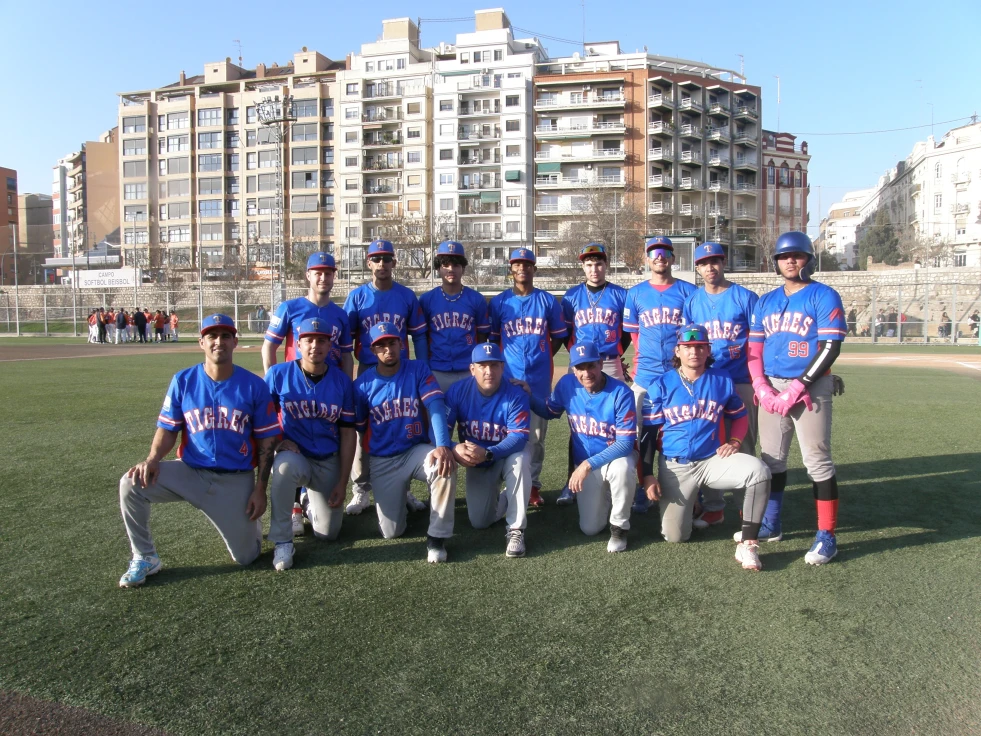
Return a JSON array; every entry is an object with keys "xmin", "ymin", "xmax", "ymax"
[{"xmin": 256, "ymin": 94, "xmax": 296, "ymax": 308}]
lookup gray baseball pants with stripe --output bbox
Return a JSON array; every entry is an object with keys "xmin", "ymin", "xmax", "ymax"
[
  {"xmin": 758, "ymin": 375, "xmax": 836, "ymax": 482},
  {"xmin": 464, "ymin": 447, "xmax": 532, "ymax": 531},
  {"xmin": 269, "ymin": 452, "xmax": 343, "ymax": 543},
  {"xmin": 577, "ymin": 453, "xmax": 637, "ymax": 535},
  {"xmin": 701, "ymin": 382, "xmax": 759, "ymax": 514},
  {"xmin": 369, "ymin": 443, "xmax": 456, "ymax": 539}
]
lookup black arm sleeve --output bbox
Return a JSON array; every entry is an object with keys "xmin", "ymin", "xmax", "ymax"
[
  {"xmin": 798, "ymin": 340, "xmax": 841, "ymax": 386},
  {"xmin": 619, "ymin": 329, "xmax": 632, "ymax": 354},
  {"xmin": 640, "ymin": 425, "xmax": 659, "ymax": 477}
]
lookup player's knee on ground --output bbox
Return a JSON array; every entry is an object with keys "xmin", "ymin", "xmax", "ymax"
[
  {"xmin": 377, "ymin": 517, "xmax": 407, "ymax": 539},
  {"xmin": 580, "ymin": 518, "xmax": 607, "ymax": 537},
  {"xmin": 661, "ymin": 522, "xmax": 691, "ymax": 544}
]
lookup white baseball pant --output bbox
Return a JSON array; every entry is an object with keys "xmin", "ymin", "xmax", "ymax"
[{"xmin": 575, "ymin": 452, "xmax": 637, "ymax": 535}]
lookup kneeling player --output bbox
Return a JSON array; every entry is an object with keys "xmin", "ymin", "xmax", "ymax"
[
  {"xmin": 265, "ymin": 318, "xmax": 356, "ymax": 571},
  {"xmin": 445, "ymin": 343, "xmax": 532, "ymax": 557},
  {"xmin": 641, "ymin": 325, "xmax": 771, "ymax": 571},
  {"xmin": 524, "ymin": 343, "xmax": 637, "ymax": 552},
  {"xmin": 117, "ymin": 315, "xmax": 280, "ymax": 587},
  {"xmin": 353, "ymin": 322, "xmax": 457, "ymax": 563}
]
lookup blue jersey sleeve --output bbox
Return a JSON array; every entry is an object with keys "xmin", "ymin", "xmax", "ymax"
[
  {"xmin": 156, "ymin": 375, "xmax": 185, "ymax": 432},
  {"xmin": 817, "ymin": 288, "xmax": 847, "ymax": 342},
  {"xmin": 490, "ymin": 388, "xmax": 531, "ymax": 457},
  {"xmin": 642, "ymin": 381, "xmax": 664, "ymax": 428},
  {"xmin": 622, "ymin": 289, "xmax": 639, "ymax": 334},
  {"xmin": 474, "ymin": 292, "xmax": 491, "ymax": 334},
  {"xmin": 264, "ymin": 301, "xmax": 291, "ymax": 345},
  {"xmin": 407, "ymin": 293, "xmax": 427, "ymax": 336},
  {"xmin": 722, "ymin": 377, "xmax": 747, "ymax": 421},
  {"xmin": 250, "ymin": 378, "xmax": 280, "ymax": 439},
  {"xmin": 548, "ymin": 294, "xmax": 569, "ymax": 340}
]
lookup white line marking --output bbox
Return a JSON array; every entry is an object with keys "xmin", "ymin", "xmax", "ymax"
[{"xmin": 956, "ymin": 362, "xmax": 981, "ymax": 371}]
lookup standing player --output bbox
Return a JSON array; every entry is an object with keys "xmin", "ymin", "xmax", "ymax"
[
  {"xmin": 445, "ymin": 343, "xmax": 532, "ymax": 557},
  {"xmin": 746, "ymin": 231, "xmax": 846, "ymax": 565},
  {"xmin": 353, "ymin": 322, "xmax": 456, "ymax": 563},
  {"xmin": 622, "ymin": 236, "xmax": 697, "ymax": 512},
  {"xmin": 420, "ymin": 241, "xmax": 490, "ymax": 392},
  {"xmin": 117, "ymin": 314, "xmax": 281, "ymax": 587},
  {"xmin": 265, "ymin": 318, "xmax": 356, "ymax": 571},
  {"xmin": 489, "ymin": 248, "xmax": 568, "ymax": 508},
  {"xmin": 169, "ymin": 310, "xmax": 179, "ymax": 342},
  {"xmin": 523, "ymin": 343, "xmax": 637, "ymax": 552},
  {"xmin": 640, "ymin": 325, "xmax": 772, "ymax": 571},
  {"xmin": 556, "ymin": 242, "xmax": 630, "ymax": 505},
  {"xmin": 683, "ymin": 241, "xmax": 760, "ymax": 528},
  {"xmin": 343, "ymin": 240, "xmax": 429, "ymax": 516}
]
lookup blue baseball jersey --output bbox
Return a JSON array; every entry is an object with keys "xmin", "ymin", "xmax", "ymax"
[
  {"xmin": 545, "ymin": 374, "xmax": 637, "ymax": 467},
  {"xmin": 683, "ymin": 284, "xmax": 759, "ymax": 385},
  {"xmin": 488, "ymin": 288, "xmax": 568, "ymax": 395},
  {"xmin": 264, "ymin": 297, "xmax": 353, "ymax": 367},
  {"xmin": 445, "ymin": 377, "xmax": 531, "ymax": 457},
  {"xmin": 749, "ymin": 281, "xmax": 847, "ymax": 379},
  {"xmin": 623, "ymin": 279, "xmax": 698, "ymax": 388},
  {"xmin": 561, "ymin": 282, "xmax": 629, "ymax": 359},
  {"xmin": 642, "ymin": 368, "xmax": 746, "ymax": 463},
  {"xmin": 156, "ymin": 364, "xmax": 280, "ymax": 472},
  {"xmin": 265, "ymin": 361, "xmax": 355, "ymax": 460},
  {"xmin": 420, "ymin": 286, "xmax": 491, "ymax": 371},
  {"xmin": 353, "ymin": 360, "xmax": 446, "ymax": 457},
  {"xmin": 343, "ymin": 282, "xmax": 427, "ymax": 365}
]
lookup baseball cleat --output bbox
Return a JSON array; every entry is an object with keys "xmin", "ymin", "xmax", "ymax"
[
  {"xmin": 119, "ymin": 554, "xmax": 162, "ymax": 588},
  {"xmin": 406, "ymin": 490, "xmax": 428, "ymax": 512},
  {"xmin": 733, "ymin": 517, "xmax": 783, "ymax": 543},
  {"xmin": 426, "ymin": 535, "xmax": 447, "ymax": 564},
  {"xmin": 345, "ymin": 489, "xmax": 371, "ymax": 515},
  {"xmin": 607, "ymin": 524, "xmax": 628, "ymax": 553},
  {"xmin": 631, "ymin": 485, "xmax": 650, "ymax": 514},
  {"xmin": 692, "ymin": 510, "xmax": 725, "ymax": 529},
  {"xmin": 273, "ymin": 542, "xmax": 295, "ymax": 571},
  {"xmin": 735, "ymin": 541, "xmax": 763, "ymax": 571},
  {"xmin": 804, "ymin": 531, "xmax": 838, "ymax": 565},
  {"xmin": 291, "ymin": 504, "xmax": 305, "ymax": 536},
  {"xmin": 505, "ymin": 529, "xmax": 526, "ymax": 558},
  {"xmin": 528, "ymin": 486, "xmax": 545, "ymax": 508},
  {"xmin": 556, "ymin": 487, "xmax": 576, "ymax": 505}
]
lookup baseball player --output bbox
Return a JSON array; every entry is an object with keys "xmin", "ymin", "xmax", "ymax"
[
  {"xmin": 682, "ymin": 241, "xmax": 760, "ymax": 529},
  {"xmin": 746, "ymin": 231, "xmax": 846, "ymax": 565},
  {"xmin": 523, "ymin": 342, "xmax": 637, "ymax": 552},
  {"xmin": 556, "ymin": 242, "xmax": 630, "ymax": 505},
  {"xmin": 445, "ymin": 343, "xmax": 532, "ymax": 557},
  {"xmin": 117, "ymin": 314, "xmax": 281, "ymax": 588},
  {"xmin": 343, "ymin": 239, "xmax": 429, "ymax": 516},
  {"xmin": 265, "ymin": 318, "xmax": 356, "ymax": 571},
  {"xmin": 353, "ymin": 322, "xmax": 456, "ymax": 563},
  {"xmin": 420, "ymin": 241, "xmax": 491, "ymax": 393},
  {"xmin": 623, "ymin": 236, "xmax": 697, "ymax": 513},
  {"xmin": 169, "ymin": 311, "xmax": 179, "ymax": 342},
  {"xmin": 640, "ymin": 325, "xmax": 772, "ymax": 571}
]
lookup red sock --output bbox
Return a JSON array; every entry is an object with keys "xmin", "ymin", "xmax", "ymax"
[{"xmin": 816, "ymin": 499, "xmax": 838, "ymax": 533}]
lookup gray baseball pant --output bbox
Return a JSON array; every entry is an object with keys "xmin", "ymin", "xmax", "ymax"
[
  {"xmin": 269, "ymin": 451, "xmax": 343, "ymax": 543},
  {"xmin": 658, "ymin": 453, "xmax": 771, "ymax": 543},
  {"xmin": 119, "ymin": 461, "xmax": 262, "ymax": 564},
  {"xmin": 465, "ymin": 447, "xmax": 532, "ymax": 531},
  {"xmin": 432, "ymin": 369, "xmax": 471, "ymax": 394},
  {"xmin": 701, "ymin": 382, "xmax": 759, "ymax": 514},
  {"xmin": 369, "ymin": 443, "xmax": 456, "ymax": 539},
  {"xmin": 351, "ymin": 362, "xmax": 373, "ymax": 495},
  {"xmin": 758, "ymin": 375, "xmax": 835, "ymax": 482},
  {"xmin": 529, "ymin": 413, "xmax": 549, "ymax": 489},
  {"xmin": 576, "ymin": 453, "xmax": 637, "ymax": 535}
]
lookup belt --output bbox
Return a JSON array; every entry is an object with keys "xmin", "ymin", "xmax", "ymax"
[
  {"xmin": 196, "ymin": 467, "xmax": 251, "ymax": 475},
  {"xmin": 666, "ymin": 457, "xmax": 691, "ymax": 465},
  {"xmin": 307, "ymin": 451, "xmax": 338, "ymax": 462}
]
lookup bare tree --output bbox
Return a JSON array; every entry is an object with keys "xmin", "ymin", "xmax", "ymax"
[
  {"xmin": 750, "ymin": 223, "xmax": 780, "ymax": 272},
  {"xmin": 895, "ymin": 225, "xmax": 931, "ymax": 265}
]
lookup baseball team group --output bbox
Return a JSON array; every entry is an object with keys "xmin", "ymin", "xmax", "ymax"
[{"xmin": 117, "ymin": 230, "xmax": 847, "ymax": 588}]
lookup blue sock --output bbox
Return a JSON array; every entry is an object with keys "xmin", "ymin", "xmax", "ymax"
[{"xmin": 764, "ymin": 491, "xmax": 784, "ymax": 524}]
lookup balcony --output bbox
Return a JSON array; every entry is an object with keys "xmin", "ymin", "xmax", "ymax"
[
  {"xmin": 648, "ymin": 92, "xmax": 674, "ymax": 109},
  {"xmin": 951, "ymin": 172, "xmax": 972, "ymax": 185},
  {"xmin": 534, "ymin": 94, "xmax": 626, "ymax": 110},
  {"xmin": 364, "ymin": 184, "xmax": 402, "ymax": 195},
  {"xmin": 706, "ymin": 206, "xmax": 725, "ymax": 217},
  {"xmin": 734, "ymin": 208, "xmax": 758, "ymax": 221},
  {"xmin": 536, "ymin": 174, "xmax": 623, "ymax": 188},
  {"xmin": 533, "ymin": 203, "xmax": 590, "ymax": 215},
  {"xmin": 460, "ymin": 177, "xmax": 502, "ymax": 191},
  {"xmin": 459, "ymin": 103, "xmax": 501, "ymax": 117},
  {"xmin": 679, "ymin": 177, "xmax": 701, "ymax": 191},
  {"xmin": 363, "ymin": 83, "xmax": 400, "ymax": 100},
  {"xmin": 779, "ymin": 205, "xmax": 792, "ymax": 216},
  {"xmin": 734, "ymin": 155, "xmax": 758, "ymax": 170},
  {"xmin": 363, "ymin": 134, "xmax": 403, "ymax": 148},
  {"xmin": 459, "ymin": 203, "xmax": 502, "ymax": 216},
  {"xmin": 707, "ymin": 127, "xmax": 730, "ymax": 142},
  {"xmin": 362, "ymin": 109, "xmax": 402, "ymax": 123},
  {"xmin": 734, "ymin": 233, "xmax": 753, "ymax": 245},
  {"xmin": 648, "ymin": 121, "xmax": 675, "ymax": 136},
  {"xmin": 535, "ymin": 121, "xmax": 626, "ymax": 138},
  {"xmin": 649, "ymin": 174, "xmax": 674, "ymax": 189},
  {"xmin": 679, "ymin": 97, "xmax": 704, "ymax": 113},
  {"xmin": 707, "ymin": 154, "xmax": 731, "ymax": 167},
  {"xmin": 459, "ymin": 155, "xmax": 502, "ymax": 166},
  {"xmin": 951, "ymin": 203, "xmax": 970, "ymax": 215},
  {"xmin": 679, "ymin": 124, "xmax": 702, "ymax": 139},
  {"xmin": 461, "ymin": 228, "xmax": 504, "ymax": 241},
  {"xmin": 734, "ymin": 105, "xmax": 759, "ymax": 120},
  {"xmin": 534, "ymin": 148, "xmax": 625, "ymax": 162},
  {"xmin": 679, "ymin": 150, "xmax": 702, "ymax": 165},
  {"xmin": 733, "ymin": 132, "xmax": 757, "ymax": 147},
  {"xmin": 535, "ymin": 229, "xmax": 560, "ymax": 241},
  {"xmin": 362, "ymin": 158, "xmax": 403, "ymax": 171},
  {"xmin": 459, "ymin": 127, "xmax": 502, "ymax": 141},
  {"xmin": 733, "ymin": 182, "xmax": 757, "ymax": 194},
  {"xmin": 679, "ymin": 203, "xmax": 700, "ymax": 216},
  {"xmin": 363, "ymin": 205, "xmax": 401, "ymax": 219},
  {"xmin": 648, "ymin": 201, "xmax": 674, "ymax": 215},
  {"xmin": 648, "ymin": 146, "xmax": 674, "ymax": 162},
  {"xmin": 708, "ymin": 102, "xmax": 730, "ymax": 117}
]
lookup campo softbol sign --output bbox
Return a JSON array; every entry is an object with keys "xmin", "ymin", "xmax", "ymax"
[{"xmin": 78, "ymin": 268, "xmax": 140, "ymax": 289}]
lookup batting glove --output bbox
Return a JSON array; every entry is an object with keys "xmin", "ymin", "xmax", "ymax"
[
  {"xmin": 752, "ymin": 376, "xmax": 779, "ymax": 414},
  {"xmin": 772, "ymin": 379, "xmax": 812, "ymax": 417}
]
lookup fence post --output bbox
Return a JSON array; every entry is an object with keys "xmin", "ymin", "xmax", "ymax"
[
  {"xmin": 870, "ymin": 285, "xmax": 877, "ymax": 343},
  {"xmin": 924, "ymin": 285, "xmax": 930, "ymax": 343},
  {"xmin": 43, "ymin": 290, "xmax": 49, "ymax": 336},
  {"xmin": 234, "ymin": 289, "xmax": 239, "ymax": 328},
  {"xmin": 952, "ymin": 283, "xmax": 958, "ymax": 344},
  {"xmin": 897, "ymin": 284, "xmax": 903, "ymax": 342}
]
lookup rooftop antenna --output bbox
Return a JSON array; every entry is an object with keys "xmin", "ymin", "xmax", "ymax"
[
  {"xmin": 582, "ymin": 0, "xmax": 586, "ymax": 56},
  {"xmin": 233, "ymin": 39, "xmax": 243, "ymax": 67}
]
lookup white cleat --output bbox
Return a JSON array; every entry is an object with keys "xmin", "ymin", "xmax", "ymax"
[
  {"xmin": 426, "ymin": 536, "xmax": 447, "ymax": 563},
  {"xmin": 291, "ymin": 504, "xmax": 305, "ymax": 536},
  {"xmin": 345, "ymin": 489, "xmax": 371, "ymax": 515},
  {"xmin": 505, "ymin": 529, "xmax": 526, "ymax": 558},
  {"xmin": 607, "ymin": 525, "xmax": 628, "ymax": 553},
  {"xmin": 735, "ymin": 541, "xmax": 763, "ymax": 571},
  {"xmin": 406, "ymin": 490, "xmax": 428, "ymax": 512},
  {"xmin": 273, "ymin": 542, "xmax": 295, "ymax": 571}
]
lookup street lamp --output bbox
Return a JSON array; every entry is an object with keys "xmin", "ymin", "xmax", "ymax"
[{"xmin": 256, "ymin": 94, "xmax": 297, "ymax": 310}]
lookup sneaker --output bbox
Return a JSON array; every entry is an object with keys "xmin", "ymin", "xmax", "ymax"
[
  {"xmin": 505, "ymin": 529, "xmax": 526, "ymax": 558},
  {"xmin": 273, "ymin": 542, "xmax": 294, "ymax": 571},
  {"xmin": 692, "ymin": 509, "xmax": 725, "ymax": 530},
  {"xmin": 291, "ymin": 503, "xmax": 305, "ymax": 536},
  {"xmin": 631, "ymin": 485, "xmax": 650, "ymax": 514},
  {"xmin": 556, "ymin": 487, "xmax": 576, "ymax": 505},
  {"xmin": 528, "ymin": 486, "xmax": 545, "ymax": 508},
  {"xmin": 426, "ymin": 535, "xmax": 447, "ymax": 564},
  {"xmin": 804, "ymin": 531, "xmax": 838, "ymax": 565},
  {"xmin": 733, "ymin": 517, "xmax": 783, "ymax": 543},
  {"xmin": 345, "ymin": 489, "xmax": 371, "ymax": 515},
  {"xmin": 607, "ymin": 524, "xmax": 628, "ymax": 553},
  {"xmin": 735, "ymin": 541, "xmax": 763, "ymax": 571},
  {"xmin": 119, "ymin": 554, "xmax": 162, "ymax": 588},
  {"xmin": 406, "ymin": 490, "xmax": 428, "ymax": 512}
]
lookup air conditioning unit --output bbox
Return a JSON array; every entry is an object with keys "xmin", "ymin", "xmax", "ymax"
[
  {"xmin": 585, "ymin": 163, "xmax": 593, "ymax": 170},
  {"xmin": 583, "ymin": 85, "xmax": 592, "ymax": 91}
]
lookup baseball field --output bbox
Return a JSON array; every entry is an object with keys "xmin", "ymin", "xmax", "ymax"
[{"xmin": 1, "ymin": 340, "xmax": 980, "ymax": 735}]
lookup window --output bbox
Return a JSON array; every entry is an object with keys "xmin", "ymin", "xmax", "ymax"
[
  {"xmin": 246, "ymin": 176, "xmax": 256, "ymax": 193},
  {"xmin": 226, "ymin": 176, "xmax": 240, "ymax": 194},
  {"xmin": 397, "ymin": 58, "xmax": 406, "ymax": 70},
  {"xmin": 794, "ymin": 170, "xmax": 802, "ymax": 187},
  {"xmin": 365, "ymin": 61, "xmax": 375, "ymax": 72},
  {"xmin": 226, "ymin": 108, "xmax": 239, "ymax": 125},
  {"xmin": 258, "ymin": 173, "xmax": 276, "ymax": 191},
  {"xmin": 506, "ymin": 145, "xmax": 520, "ymax": 157},
  {"xmin": 291, "ymin": 195, "xmax": 319, "ymax": 212},
  {"xmin": 198, "ymin": 177, "xmax": 222, "ymax": 195},
  {"xmin": 407, "ymin": 127, "xmax": 421, "ymax": 139},
  {"xmin": 407, "ymin": 199, "xmax": 421, "ymax": 212},
  {"xmin": 322, "ymin": 99, "xmax": 334, "ymax": 116},
  {"xmin": 322, "ymin": 171, "xmax": 334, "ymax": 188},
  {"xmin": 323, "ymin": 194, "xmax": 334, "ymax": 210},
  {"xmin": 123, "ymin": 161, "xmax": 146, "ymax": 178},
  {"xmin": 292, "ymin": 171, "xmax": 318, "ymax": 189},
  {"xmin": 293, "ymin": 219, "xmax": 318, "ymax": 236},
  {"xmin": 225, "ymin": 131, "xmax": 240, "ymax": 148},
  {"xmin": 494, "ymin": 49, "xmax": 503, "ymax": 61},
  {"xmin": 407, "ymin": 151, "xmax": 421, "ymax": 163},
  {"xmin": 168, "ymin": 135, "xmax": 189, "ymax": 152},
  {"xmin": 934, "ymin": 193, "xmax": 942, "ymax": 210},
  {"xmin": 439, "ymin": 149, "xmax": 453, "ymax": 161},
  {"xmin": 246, "ymin": 106, "xmax": 256, "ymax": 124},
  {"xmin": 506, "ymin": 196, "xmax": 520, "ymax": 208},
  {"xmin": 461, "ymin": 52, "xmax": 470, "ymax": 64},
  {"xmin": 158, "ymin": 138, "xmax": 166, "ymax": 154},
  {"xmin": 167, "ymin": 226, "xmax": 191, "ymax": 243},
  {"xmin": 440, "ymin": 123, "xmax": 454, "ymax": 136},
  {"xmin": 198, "ymin": 154, "xmax": 222, "ymax": 171},
  {"xmin": 292, "ymin": 147, "xmax": 317, "ymax": 165},
  {"xmin": 346, "ymin": 83, "xmax": 359, "ymax": 96},
  {"xmin": 345, "ymin": 226, "xmax": 360, "ymax": 239},
  {"xmin": 294, "ymin": 99, "xmax": 318, "ymax": 117},
  {"xmin": 344, "ymin": 106, "xmax": 359, "ymax": 119},
  {"xmin": 439, "ymin": 173, "xmax": 454, "ymax": 185},
  {"xmin": 228, "ymin": 223, "xmax": 241, "ymax": 241},
  {"xmin": 323, "ymin": 147, "xmax": 334, "ymax": 164},
  {"xmin": 505, "ymin": 95, "xmax": 519, "ymax": 108},
  {"xmin": 246, "ymin": 130, "xmax": 257, "ymax": 147},
  {"xmin": 779, "ymin": 165, "xmax": 789, "ymax": 186},
  {"xmin": 166, "ymin": 111, "xmax": 189, "ymax": 130},
  {"xmin": 123, "ymin": 139, "xmax": 146, "ymax": 156},
  {"xmin": 246, "ymin": 152, "xmax": 257, "ymax": 170},
  {"xmin": 505, "ymin": 120, "xmax": 520, "ymax": 132},
  {"xmin": 953, "ymin": 253, "xmax": 967, "ymax": 267},
  {"xmin": 473, "ymin": 51, "xmax": 484, "ymax": 63},
  {"xmin": 323, "ymin": 123, "xmax": 334, "ymax": 140},
  {"xmin": 258, "ymin": 150, "xmax": 276, "ymax": 168},
  {"xmin": 124, "ymin": 205, "xmax": 147, "ymax": 222},
  {"xmin": 935, "ymin": 162, "xmax": 942, "ymax": 179},
  {"xmin": 345, "ymin": 131, "xmax": 357, "ymax": 143},
  {"xmin": 440, "ymin": 198, "xmax": 453, "ymax": 211},
  {"xmin": 163, "ymin": 202, "xmax": 190, "ymax": 219},
  {"xmin": 345, "ymin": 156, "xmax": 358, "ymax": 167},
  {"xmin": 407, "ymin": 102, "xmax": 421, "ymax": 115},
  {"xmin": 124, "ymin": 228, "xmax": 149, "ymax": 244},
  {"xmin": 257, "ymin": 128, "xmax": 277, "ymax": 145},
  {"xmin": 197, "ymin": 108, "xmax": 221, "ymax": 126},
  {"xmin": 167, "ymin": 179, "xmax": 190, "ymax": 197},
  {"xmin": 198, "ymin": 132, "xmax": 221, "ymax": 149},
  {"xmin": 344, "ymin": 202, "xmax": 359, "ymax": 215},
  {"xmin": 199, "ymin": 200, "xmax": 221, "ymax": 218},
  {"xmin": 407, "ymin": 175, "xmax": 421, "ymax": 187},
  {"xmin": 345, "ymin": 179, "xmax": 358, "ymax": 190},
  {"xmin": 227, "ymin": 153, "xmax": 239, "ymax": 171},
  {"xmin": 200, "ymin": 223, "xmax": 223, "ymax": 241},
  {"xmin": 767, "ymin": 165, "xmax": 775, "ymax": 185},
  {"xmin": 440, "ymin": 100, "xmax": 453, "ymax": 112},
  {"xmin": 506, "ymin": 221, "xmax": 520, "ymax": 233},
  {"xmin": 122, "ymin": 116, "xmax": 145, "ymax": 133}
]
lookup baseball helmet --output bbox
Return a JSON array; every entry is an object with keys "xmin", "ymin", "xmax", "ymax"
[
  {"xmin": 578, "ymin": 243, "xmax": 608, "ymax": 261},
  {"xmin": 200, "ymin": 313, "xmax": 237, "ymax": 336},
  {"xmin": 368, "ymin": 321, "xmax": 400, "ymax": 347},
  {"xmin": 569, "ymin": 342, "xmax": 602, "ymax": 367},
  {"xmin": 297, "ymin": 317, "xmax": 332, "ymax": 339},
  {"xmin": 471, "ymin": 343, "xmax": 503, "ymax": 363},
  {"xmin": 676, "ymin": 324, "xmax": 710, "ymax": 345},
  {"xmin": 436, "ymin": 241, "xmax": 468, "ymax": 265},
  {"xmin": 367, "ymin": 239, "xmax": 395, "ymax": 257},
  {"xmin": 773, "ymin": 231, "xmax": 814, "ymax": 264},
  {"xmin": 306, "ymin": 252, "xmax": 336, "ymax": 270},
  {"xmin": 694, "ymin": 242, "xmax": 726, "ymax": 264},
  {"xmin": 645, "ymin": 235, "xmax": 674, "ymax": 252}
]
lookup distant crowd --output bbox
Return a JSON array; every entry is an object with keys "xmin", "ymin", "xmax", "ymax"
[{"xmin": 88, "ymin": 307, "xmax": 179, "ymax": 344}]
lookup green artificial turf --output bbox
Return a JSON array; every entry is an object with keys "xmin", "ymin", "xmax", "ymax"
[{"xmin": 1, "ymin": 351, "xmax": 979, "ymax": 735}]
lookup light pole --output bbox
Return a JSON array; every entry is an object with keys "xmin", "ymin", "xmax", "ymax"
[{"xmin": 256, "ymin": 94, "xmax": 297, "ymax": 310}]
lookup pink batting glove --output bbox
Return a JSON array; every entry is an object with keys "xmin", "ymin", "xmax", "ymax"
[
  {"xmin": 752, "ymin": 377, "xmax": 778, "ymax": 414},
  {"xmin": 773, "ymin": 379, "xmax": 812, "ymax": 416}
]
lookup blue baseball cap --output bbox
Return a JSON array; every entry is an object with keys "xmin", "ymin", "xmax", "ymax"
[
  {"xmin": 200, "ymin": 313, "xmax": 237, "ymax": 335},
  {"xmin": 579, "ymin": 243, "xmax": 608, "ymax": 261},
  {"xmin": 471, "ymin": 342, "xmax": 503, "ymax": 363},
  {"xmin": 368, "ymin": 321, "xmax": 400, "ymax": 347},
  {"xmin": 367, "ymin": 239, "xmax": 395, "ymax": 257},
  {"xmin": 645, "ymin": 236, "xmax": 674, "ymax": 252},
  {"xmin": 509, "ymin": 248, "xmax": 536, "ymax": 264},
  {"xmin": 297, "ymin": 317, "xmax": 332, "ymax": 339},
  {"xmin": 437, "ymin": 241, "xmax": 468, "ymax": 264},
  {"xmin": 306, "ymin": 251, "xmax": 336, "ymax": 270},
  {"xmin": 569, "ymin": 342, "xmax": 602, "ymax": 367},
  {"xmin": 694, "ymin": 242, "xmax": 726, "ymax": 263},
  {"xmin": 676, "ymin": 324, "xmax": 710, "ymax": 344}
]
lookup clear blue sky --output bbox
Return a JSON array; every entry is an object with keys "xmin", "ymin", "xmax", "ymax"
[{"xmin": 2, "ymin": 0, "xmax": 978, "ymax": 233}]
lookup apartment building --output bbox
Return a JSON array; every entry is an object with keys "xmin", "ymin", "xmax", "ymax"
[
  {"xmin": 1, "ymin": 167, "xmax": 17, "ymax": 284},
  {"xmin": 52, "ymin": 128, "xmax": 120, "ymax": 258},
  {"xmin": 821, "ymin": 189, "xmax": 874, "ymax": 269},
  {"xmin": 760, "ymin": 129, "xmax": 810, "ymax": 268},
  {"xmin": 116, "ymin": 51, "xmax": 342, "ymax": 277}
]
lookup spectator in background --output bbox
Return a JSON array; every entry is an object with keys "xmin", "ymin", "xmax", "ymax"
[
  {"xmin": 874, "ymin": 309, "xmax": 885, "ymax": 340},
  {"xmin": 940, "ymin": 312, "xmax": 952, "ymax": 340},
  {"xmin": 133, "ymin": 307, "xmax": 148, "ymax": 343},
  {"xmin": 969, "ymin": 310, "xmax": 979, "ymax": 339},
  {"xmin": 96, "ymin": 308, "xmax": 108, "ymax": 344},
  {"xmin": 886, "ymin": 306, "xmax": 898, "ymax": 338},
  {"xmin": 153, "ymin": 310, "xmax": 166, "ymax": 342},
  {"xmin": 115, "ymin": 309, "xmax": 128, "ymax": 344},
  {"xmin": 169, "ymin": 311, "xmax": 179, "ymax": 341},
  {"xmin": 127, "ymin": 309, "xmax": 136, "ymax": 342},
  {"xmin": 846, "ymin": 304, "xmax": 858, "ymax": 336},
  {"xmin": 87, "ymin": 310, "xmax": 98, "ymax": 343},
  {"xmin": 143, "ymin": 308, "xmax": 153, "ymax": 342}
]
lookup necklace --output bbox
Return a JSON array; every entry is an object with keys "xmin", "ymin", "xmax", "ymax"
[
  {"xmin": 441, "ymin": 287, "xmax": 464, "ymax": 303},
  {"xmin": 586, "ymin": 283, "xmax": 607, "ymax": 309},
  {"xmin": 677, "ymin": 368, "xmax": 697, "ymax": 397}
]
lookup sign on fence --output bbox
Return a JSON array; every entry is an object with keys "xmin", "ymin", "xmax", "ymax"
[{"xmin": 77, "ymin": 268, "xmax": 140, "ymax": 289}]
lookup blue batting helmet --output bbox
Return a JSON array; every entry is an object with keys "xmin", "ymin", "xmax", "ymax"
[
  {"xmin": 694, "ymin": 242, "xmax": 726, "ymax": 264},
  {"xmin": 773, "ymin": 231, "xmax": 814, "ymax": 264}
]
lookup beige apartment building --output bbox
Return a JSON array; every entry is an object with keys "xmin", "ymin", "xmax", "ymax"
[
  {"xmin": 53, "ymin": 128, "xmax": 119, "ymax": 258},
  {"xmin": 759, "ymin": 129, "xmax": 810, "ymax": 269},
  {"xmin": 1, "ymin": 167, "xmax": 18, "ymax": 284}
]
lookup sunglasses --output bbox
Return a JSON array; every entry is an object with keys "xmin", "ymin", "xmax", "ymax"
[
  {"xmin": 369, "ymin": 255, "xmax": 394, "ymax": 264},
  {"xmin": 648, "ymin": 248, "xmax": 673, "ymax": 260},
  {"xmin": 680, "ymin": 329, "xmax": 705, "ymax": 342},
  {"xmin": 580, "ymin": 245, "xmax": 605, "ymax": 256}
]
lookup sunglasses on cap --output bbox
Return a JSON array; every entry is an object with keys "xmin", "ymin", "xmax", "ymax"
[
  {"xmin": 649, "ymin": 248, "xmax": 673, "ymax": 260},
  {"xmin": 369, "ymin": 255, "xmax": 394, "ymax": 264},
  {"xmin": 580, "ymin": 245, "xmax": 604, "ymax": 256},
  {"xmin": 679, "ymin": 328, "xmax": 706, "ymax": 342}
]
